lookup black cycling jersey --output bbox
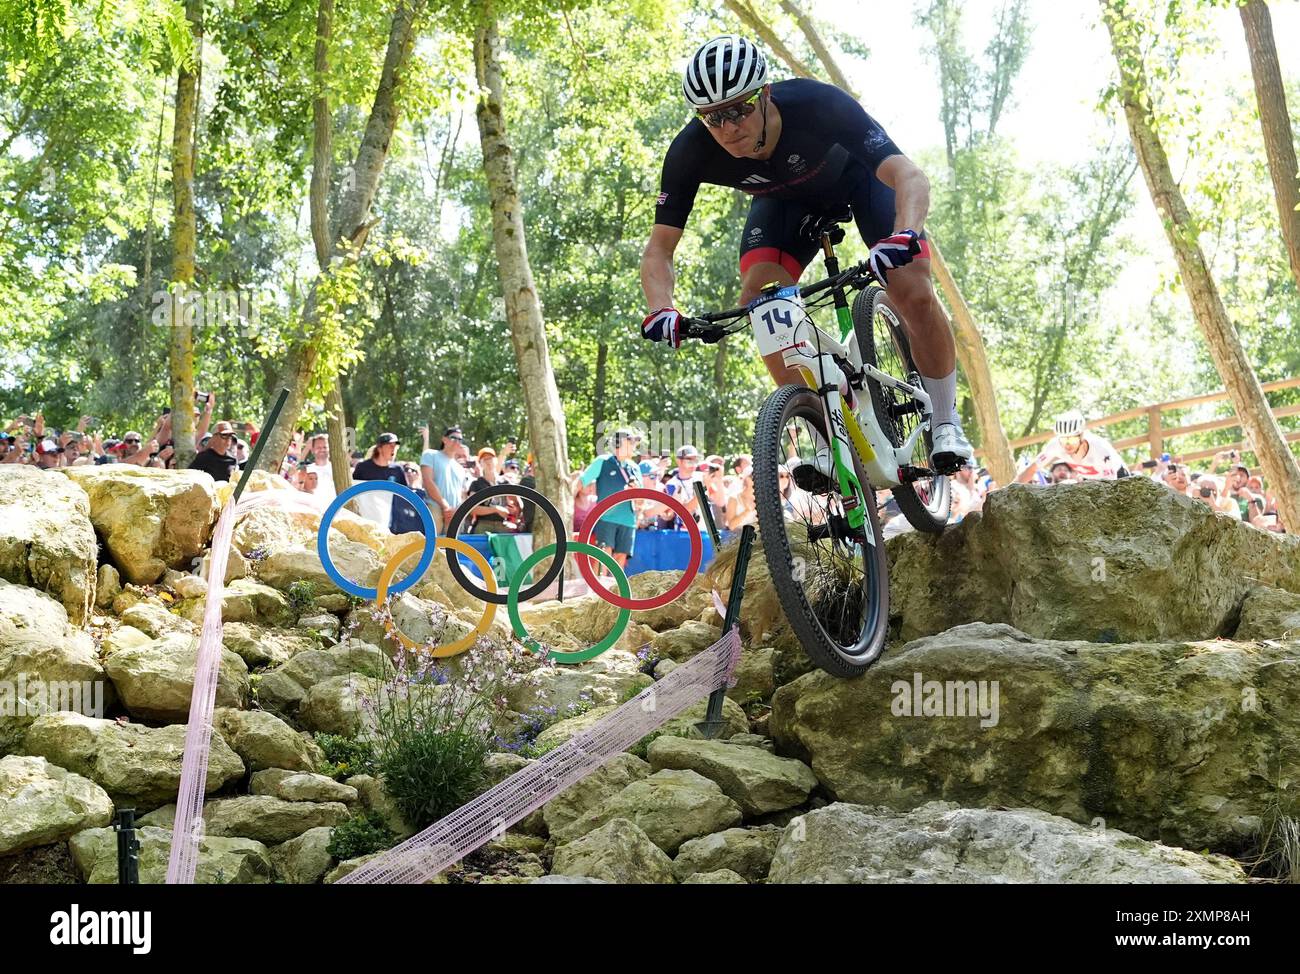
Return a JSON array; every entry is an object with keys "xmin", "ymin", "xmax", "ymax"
[{"xmin": 654, "ymin": 77, "xmax": 903, "ymax": 230}]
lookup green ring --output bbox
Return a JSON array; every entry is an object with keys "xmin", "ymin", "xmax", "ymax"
[{"xmin": 507, "ymin": 542, "xmax": 631, "ymax": 663}]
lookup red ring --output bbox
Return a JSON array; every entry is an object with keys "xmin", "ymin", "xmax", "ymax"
[{"xmin": 575, "ymin": 487, "xmax": 703, "ymax": 610}]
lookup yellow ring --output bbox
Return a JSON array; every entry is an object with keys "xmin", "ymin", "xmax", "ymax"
[{"xmin": 376, "ymin": 538, "xmax": 497, "ymax": 658}]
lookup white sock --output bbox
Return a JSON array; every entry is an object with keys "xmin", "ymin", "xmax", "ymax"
[{"xmin": 921, "ymin": 370, "xmax": 957, "ymax": 427}]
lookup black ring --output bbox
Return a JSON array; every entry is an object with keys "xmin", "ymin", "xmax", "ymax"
[{"xmin": 443, "ymin": 484, "xmax": 566, "ymax": 604}]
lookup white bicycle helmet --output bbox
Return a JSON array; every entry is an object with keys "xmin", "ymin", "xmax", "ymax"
[
  {"xmin": 1054, "ymin": 409, "xmax": 1088, "ymax": 436},
  {"xmin": 683, "ymin": 35, "xmax": 769, "ymax": 110}
]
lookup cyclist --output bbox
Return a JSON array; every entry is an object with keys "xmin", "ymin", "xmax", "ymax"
[
  {"xmin": 638, "ymin": 34, "xmax": 974, "ymax": 485},
  {"xmin": 1015, "ymin": 410, "xmax": 1123, "ymax": 483}
]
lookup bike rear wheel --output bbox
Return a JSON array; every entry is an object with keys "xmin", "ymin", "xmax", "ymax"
[
  {"xmin": 753, "ymin": 384, "xmax": 889, "ymax": 678},
  {"xmin": 852, "ymin": 286, "xmax": 950, "ymax": 533}
]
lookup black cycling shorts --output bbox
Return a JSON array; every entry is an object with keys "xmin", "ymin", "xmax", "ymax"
[{"xmin": 738, "ymin": 172, "xmax": 930, "ymax": 278}]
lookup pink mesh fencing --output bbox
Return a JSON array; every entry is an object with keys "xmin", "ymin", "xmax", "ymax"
[
  {"xmin": 166, "ymin": 488, "xmax": 339, "ymax": 884},
  {"xmin": 337, "ymin": 627, "xmax": 743, "ymax": 884}
]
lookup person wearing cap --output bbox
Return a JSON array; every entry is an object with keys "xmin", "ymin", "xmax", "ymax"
[
  {"xmin": 466, "ymin": 447, "xmax": 513, "ymax": 533},
  {"xmin": 35, "ymin": 437, "xmax": 63, "ymax": 469},
  {"xmin": 189, "ymin": 421, "xmax": 238, "ymax": 482},
  {"xmin": 657, "ymin": 444, "xmax": 703, "ymax": 530},
  {"xmin": 698, "ymin": 454, "xmax": 729, "ymax": 527},
  {"xmin": 420, "ymin": 425, "xmax": 468, "ymax": 530},
  {"xmin": 352, "ymin": 432, "xmax": 408, "ymax": 529},
  {"xmin": 574, "ymin": 428, "xmax": 644, "ymax": 570}
]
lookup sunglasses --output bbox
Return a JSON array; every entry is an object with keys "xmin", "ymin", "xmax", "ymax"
[
  {"xmin": 698, "ymin": 90, "xmax": 761, "ymax": 128},
  {"xmin": 125, "ymin": 438, "xmax": 141, "ymax": 445},
  {"xmin": 448, "ymin": 435, "xmax": 464, "ymax": 442}
]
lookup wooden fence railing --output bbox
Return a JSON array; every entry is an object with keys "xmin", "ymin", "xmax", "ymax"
[{"xmin": 974, "ymin": 376, "xmax": 1300, "ymax": 465}]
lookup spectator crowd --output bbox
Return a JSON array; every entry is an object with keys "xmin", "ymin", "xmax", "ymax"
[{"xmin": 4, "ymin": 403, "xmax": 1286, "ymax": 550}]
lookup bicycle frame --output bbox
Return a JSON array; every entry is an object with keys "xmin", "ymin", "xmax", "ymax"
[{"xmin": 746, "ymin": 243, "xmax": 933, "ymax": 531}]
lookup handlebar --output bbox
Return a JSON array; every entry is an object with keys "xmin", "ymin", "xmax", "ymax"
[{"xmin": 679, "ymin": 260, "xmax": 875, "ymax": 344}]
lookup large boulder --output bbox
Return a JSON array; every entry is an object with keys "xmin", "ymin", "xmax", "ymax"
[
  {"xmin": 651, "ymin": 620, "xmax": 723, "ymax": 663},
  {"xmin": 770, "ymin": 622, "xmax": 1300, "ymax": 853},
  {"xmin": 212, "ymin": 707, "xmax": 324, "ymax": 773},
  {"xmin": 256, "ymin": 543, "xmax": 382, "ymax": 597},
  {"xmin": 766, "ymin": 802, "xmax": 1247, "ymax": 884},
  {"xmin": 672, "ymin": 826, "xmax": 783, "ymax": 883},
  {"xmin": 0, "ymin": 755, "xmax": 113, "ymax": 855},
  {"xmin": 0, "ymin": 466, "xmax": 97, "ymax": 623},
  {"xmin": 202, "ymin": 795, "xmax": 351, "ymax": 844},
  {"xmin": 22, "ymin": 712, "xmax": 244, "ymax": 807},
  {"xmin": 297, "ymin": 674, "xmax": 375, "ymax": 737},
  {"xmin": 554, "ymin": 769, "xmax": 743, "ymax": 854},
  {"xmin": 647, "ymin": 737, "xmax": 817, "ymax": 817},
  {"xmin": 69, "ymin": 825, "xmax": 271, "ymax": 884},
  {"xmin": 62, "ymin": 466, "xmax": 217, "ymax": 585},
  {"xmin": 102, "ymin": 632, "xmax": 249, "ymax": 722},
  {"xmin": 887, "ymin": 478, "xmax": 1300, "ymax": 643},
  {"xmin": 542, "ymin": 753, "xmax": 651, "ymax": 834},
  {"xmin": 504, "ymin": 651, "xmax": 654, "ymax": 716},
  {"xmin": 269, "ymin": 826, "xmax": 336, "ymax": 884},
  {"xmin": 1234, "ymin": 585, "xmax": 1300, "ymax": 641},
  {"xmin": 256, "ymin": 640, "xmax": 387, "ymax": 721},
  {"xmin": 178, "ymin": 579, "xmax": 296, "ymax": 628},
  {"xmin": 221, "ymin": 622, "xmax": 319, "ymax": 669},
  {"xmin": 0, "ymin": 580, "xmax": 107, "ymax": 755},
  {"xmin": 550, "ymin": 817, "xmax": 675, "ymax": 884}
]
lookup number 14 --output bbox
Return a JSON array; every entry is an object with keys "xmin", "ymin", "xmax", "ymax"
[{"xmin": 761, "ymin": 305, "xmax": 793, "ymax": 334}]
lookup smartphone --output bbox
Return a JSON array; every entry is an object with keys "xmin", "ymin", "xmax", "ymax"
[
  {"xmin": 1141, "ymin": 459, "xmax": 1158, "ymax": 469},
  {"xmin": 1199, "ymin": 486, "xmax": 1213, "ymax": 498},
  {"xmin": 195, "ymin": 391, "xmax": 210, "ymax": 404}
]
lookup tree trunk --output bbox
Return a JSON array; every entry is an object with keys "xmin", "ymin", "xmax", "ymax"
[
  {"xmin": 474, "ymin": 13, "xmax": 573, "ymax": 564},
  {"xmin": 168, "ymin": 0, "xmax": 202, "ymax": 468},
  {"xmin": 592, "ymin": 340, "xmax": 607, "ymax": 453},
  {"xmin": 777, "ymin": 0, "xmax": 852, "ymax": 91},
  {"xmin": 1104, "ymin": 0, "xmax": 1300, "ymax": 530},
  {"xmin": 258, "ymin": 0, "xmax": 427, "ymax": 472},
  {"xmin": 326, "ymin": 384, "xmax": 352, "ymax": 500},
  {"xmin": 759, "ymin": 3, "xmax": 1016, "ymax": 484},
  {"xmin": 930, "ymin": 239, "xmax": 1015, "ymax": 485},
  {"xmin": 1240, "ymin": 0, "xmax": 1300, "ymax": 289},
  {"xmin": 723, "ymin": 0, "xmax": 818, "ymax": 81}
]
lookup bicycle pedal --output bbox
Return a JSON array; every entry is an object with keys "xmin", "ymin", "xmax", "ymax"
[{"xmin": 930, "ymin": 453, "xmax": 966, "ymax": 476}]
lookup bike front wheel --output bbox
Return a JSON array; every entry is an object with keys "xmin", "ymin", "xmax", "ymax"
[
  {"xmin": 753, "ymin": 384, "xmax": 890, "ymax": 678},
  {"xmin": 852, "ymin": 286, "xmax": 951, "ymax": 533}
]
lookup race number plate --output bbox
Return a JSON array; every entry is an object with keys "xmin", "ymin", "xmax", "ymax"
[{"xmin": 749, "ymin": 286, "xmax": 807, "ymax": 358}]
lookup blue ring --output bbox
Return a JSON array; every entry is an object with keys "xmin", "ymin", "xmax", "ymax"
[{"xmin": 317, "ymin": 481, "xmax": 437, "ymax": 599}]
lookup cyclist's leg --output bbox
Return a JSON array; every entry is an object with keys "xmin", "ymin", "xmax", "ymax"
[
  {"xmin": 852, "ymin": 175, "xmax": 958, "ymax": 427},
  {"xmin": 740, "ymin": 197, "xmax": 819, "ymax": 387}
]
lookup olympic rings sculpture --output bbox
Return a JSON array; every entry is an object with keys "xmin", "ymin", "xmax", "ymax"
[{"xmin": 316, "ymin": 480, "xmax": 704, "ymax": 664}]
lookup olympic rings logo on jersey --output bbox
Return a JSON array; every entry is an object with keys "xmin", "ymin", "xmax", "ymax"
[{"xmin": 315, "ymin": 481, "xmax": 704, "ymax": 664}]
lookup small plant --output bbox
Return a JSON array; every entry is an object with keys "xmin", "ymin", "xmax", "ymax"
[
  {"xmin": 287, "ymin": 580, "xmax": 317, "ymax": 610},
  {"xmin": 629, "ymin": 730, "xmax": 664, "ymax": 761},
  {"xmin": 315, "ymin": 733, "xmax": 378, "ymax": 780},
  {"xmin": 328, "ymin": 811, "xmax": 396, "ymax": 861},
  {"xmin": 245, "ymin": 545, "xmax": 270, "ymax": 563},
  {"xmin": 493, "ymin": 693, "xmax": 595, "ymax": 757}
]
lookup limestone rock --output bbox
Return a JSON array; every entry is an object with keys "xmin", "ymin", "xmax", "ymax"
[
  {"xmin": 221, "ymin": 622, "xmax": 319, "ymax": 669},
  {"xmin": 70, "ymin": 825, "xmax": 271, "ymax": 884},
  {"xmin": 179, "ymin": 578, "xmax": 296, "ymax": 628},
  {"xmin": 555, "ymin": 769, "xmax": 743, "ymax": 854},
  {"xmin": 672, "ymin": 826, "xmax": 783, "ymax": 882},
  {"xmin": 727, "ymin": 648, "xmax": 776, "ymax": 703},
  {"xmin": 102, "ymin": 632, "xmax": 249, "ymax": 722},
  {"xmin": 1234, "ymin": 585, "xmax": 1300, "ymax": 641},
  {"xmin": 22, "ymin": 712, "xmax": 244, "ymax": 807},
  {"xmin": 0, "ymin": 755, "xmax": 113, "ymax": 855},
  {"xmin": 63, "ymin": 466, "xmax": 217, "ymax": 585},
  {"xmin": 542, "ymin": 753, "xmax": 651, "ymax": 834},
  {"xmin": 551, "ymin": 817, "xmax": 675, "ymax": 884},
  {"xmin": 346, "ymin": 774, "xmax": 416, "ymax": 840},
  {"xmin": 648, "ymin": 736, "xmax": 816, "ymax": 817},
  {"xmin": 269, "ymin": 826, "xmax": 335, "ymax": 884},
  {"xmin": 257, "ymin": 640, "xmax": 387, "ymax": 721},
  {"xmin": 505, "ymin": 651, "xmax": 654, "ymax": 716},
  {"xmin": 887, "ymin": 478, "xmax": 1300, "ymax": 643},
  {"xmin": 119, "ymin": 601, "xmax": 196, "ymax": 639},
  {"xmin": 767, "ymin": 802, "xmax": 1247, "ymax": 883},
  {"xmin": 0, "ymin": 466, "xmax": 97, "ymax": 623},
  {"xmin": 651, "ymin": 620, "xmax": 722, "ymax": 663},
  {"xmin": 203, "ymin": 795, "xmax": 351, "ymax": 845},
  {"xmin": 682, "ymin": 868, "xmax": 746, "ymax": 884},
  {"xmin": 249, "ymin": 770, "xmax": 357, "ymax": 804},
  {"xmin": 770, "ymin": 622, "xmax": 1300, "ymax": 853},
  {"xmin": 212, "ymin": 707, "xmax": 324, "ymax": 773},
  {"xmin": 0, "ymin": 580, "xmax": 107, "ymax": 755},
  {"xmin": 95, "ymin": 564, "xmax": 121, "ymax": 610}
]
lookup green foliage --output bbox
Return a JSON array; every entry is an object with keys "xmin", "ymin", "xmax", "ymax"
[
  {"xmin": 328, "ymin": 811, "xmax": 396, "ymax": 861},
  {"xmin": 286, "ymin": 579, "xmax": 317, "ymax": 610},
  {"xmin": 315, "ymin": 732, "xmax": 379, "ymax": 780}
]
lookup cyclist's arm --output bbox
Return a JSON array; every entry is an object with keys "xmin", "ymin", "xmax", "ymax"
[
  {"xmin": 641, "ymin": 224, "xmax": 683, "ymax": 311},
  {"xmin": 875, "ymin": 154, "xmax": 931, "ymax": 234}
]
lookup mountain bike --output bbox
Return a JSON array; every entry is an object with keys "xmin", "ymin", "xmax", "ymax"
[{"xmin": 679, "ymin": 214, "xmax": 955, "ymax": 677}]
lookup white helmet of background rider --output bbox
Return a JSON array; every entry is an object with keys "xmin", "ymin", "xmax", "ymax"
[
  {"xmin": 1054, "ymin": 409, "xmax": 1088, "ymax": 437},
  {"xmin": 683, "ymin": 35, "xmax": 769, "ymax": 110}
]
